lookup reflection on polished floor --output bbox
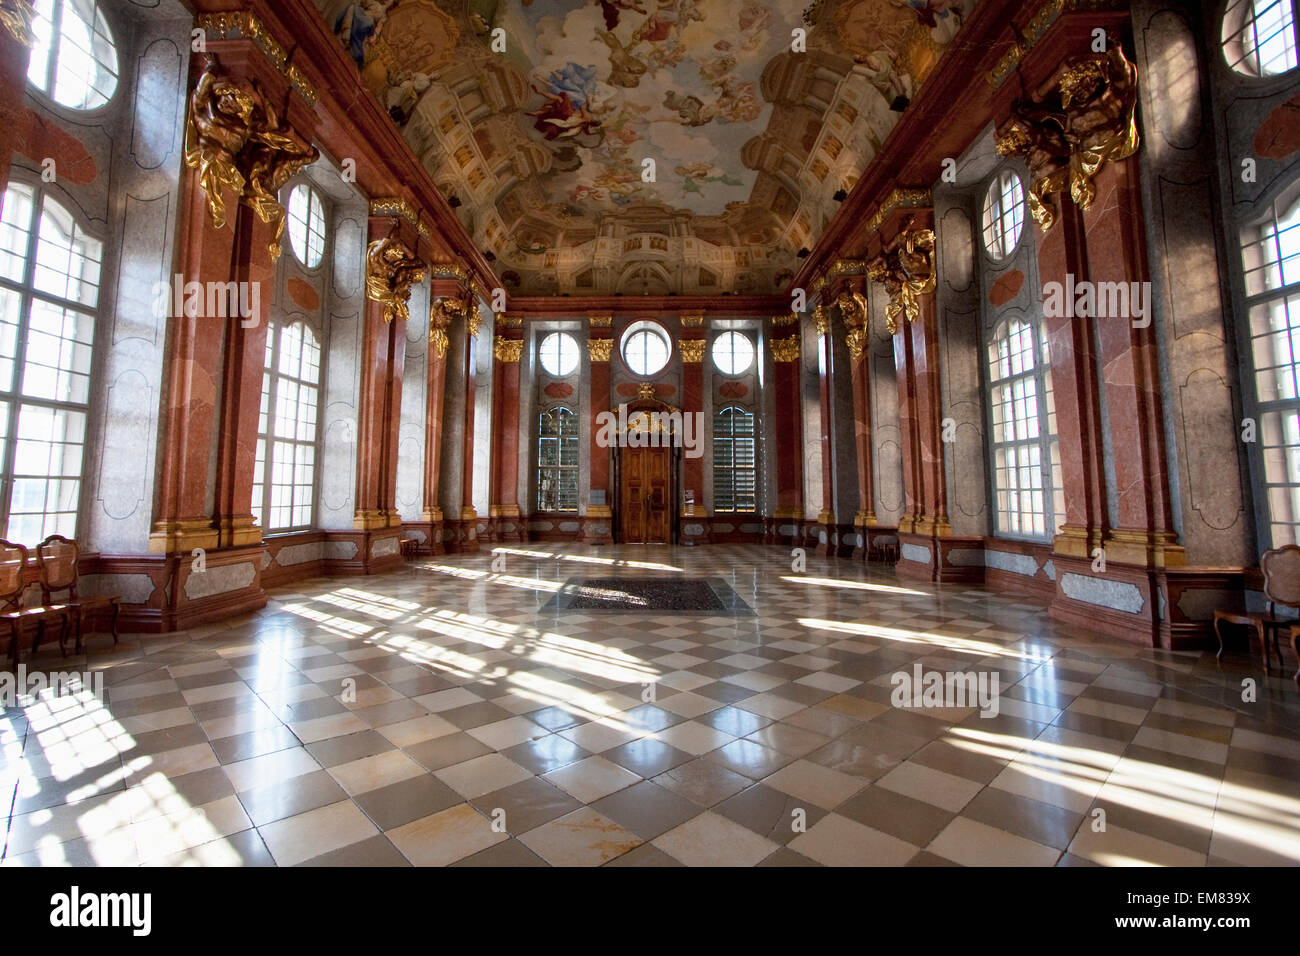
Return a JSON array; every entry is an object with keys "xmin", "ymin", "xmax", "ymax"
[{"xmin": 3, "ymin": 544, "xmax": 1299, "ymax": 867}]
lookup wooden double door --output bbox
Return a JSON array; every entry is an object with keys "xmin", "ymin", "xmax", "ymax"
[{"xmin": 619, "ymin": 446, "xmax": 672, "ymax": 544}]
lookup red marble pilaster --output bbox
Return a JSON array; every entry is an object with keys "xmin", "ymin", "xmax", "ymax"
[
  {"xmin": 355, "ymin": 215, "xmax": 417, "ymax": 535},
  {"xmin": 582, "ymin": 325, "xmax": 614, "ymax": 544},
  {"xmin": 892, "ymin": 320, "xmax": 921, "ymax": 537},
  {"xmin": 814, "ymin": 313, "xmax": 836, "ymax": 554},
  {"xmin": 457, "ymin": 305, "xmax": 480, "ymax": 551},
  {"xmin": 910, "ymin": 295, "xmax": 950, "ymax": 538},
  {"xmin": 210, "ymin": 208, "xmax": 274, "ymax": 548},
  {"xmin": 419, "ymin": 280, "xmax": 458, "ymax": 555},
  {"xmin": 488, "ymin": 326, "xmax": 523, "ymax": 542},
  {"xmin": 768, "ymin": 322, "xmax": 803, "ymax": 544},
  {"xmin": 679, "ymin": 325, "xmax": 709, "ymax": 545},
  {"xmin": 847, "ymin": 331, "xmax": 875, "ymax": 559},
  {"xmin": 1039, "ymin": 202, "xmax": 1111, "ymax": 561},
  {"xmin": 1082, "ymin": 158, "xmax": 1182, "ymax": 567}
]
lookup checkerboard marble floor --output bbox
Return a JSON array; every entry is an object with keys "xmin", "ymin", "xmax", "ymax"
[{"xmin": 4, "ymin": 544, "xmax": 1299, "ymax": 867}]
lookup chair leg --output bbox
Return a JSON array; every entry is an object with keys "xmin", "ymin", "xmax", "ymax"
[
  {"xmin": 31, "ymin": 618, "xmax": 43, "ymax": 658},
  {"xmin": 1291, "ymin": 627, "xmax": 1300, "ymax": 686},
  {"xmin": 74, "ymin": 608, "xmax": 85, "ymax": 655},
  {"xmin": 1214, "ymin": 616, "xmax": 1226, "ymax": 661},
  {"xmin": 110, "ymin": 600, "xmax": 120, "ymax": 647},
  {"xmin": 1256, "ymin": 622, "xmax": 1271, "ymax": 675}
]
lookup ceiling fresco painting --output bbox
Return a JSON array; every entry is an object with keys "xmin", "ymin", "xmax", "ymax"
[{"xmin": 317, "ymin": 1, "xmax": 979, "ymax": 295}]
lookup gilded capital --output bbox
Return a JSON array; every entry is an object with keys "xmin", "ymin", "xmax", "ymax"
[
  {"xmin": 493, "ymin": 336, "xmax": 523, "ymax": 362},
  {"xmin": 679, "ymin": 339, "xmax": 707, "ymax": 363},
  {"xmin": 366, "ymin": 235, "xmax": 426, "ymax": 324},
  {"xmin": 589, "ymin": 314, "xmax": 613, "ymax": 328},
  {"xmin": 587, "ymin": 337, "xmax": 613, "ymax": 362},
  {"xmin": 771, "ymin": 334, "xmax": 800, "ymax": 363}
]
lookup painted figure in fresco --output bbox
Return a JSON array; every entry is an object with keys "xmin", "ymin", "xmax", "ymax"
[
  {"xmin": 676, "ymin": 162, "xmax": 742, "ymax": 197},
  {"xmin": 335, "ymin": 0, "xmax": 396, "ymax": 68},
  {"xmin": 598, "ymin": 31, "xmax": 649, "ymax": 88},
  {"xmin": 528, "ymin": 86, "xmax": 603, "ymax": 141},
  {"xmin": 853, "ymin": 47, "xmax": 913, "ymax": 109},
  {"xmin": 893, "ymin": 0, "xmax": 972, "ymax": 42}
]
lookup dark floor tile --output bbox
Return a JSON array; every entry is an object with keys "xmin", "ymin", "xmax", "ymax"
[
  {"xmin": 403, "ymin": 732, "xmax": 494, "ymax": 772},
  {"xmin": 305, "ymin": 729, "xmax": 396, "ymax": 768},
  {"xmin": 590, "ymin": 781, "xmax": 702, "ymax": 840},
  {"xmin": 604, "ymin": 737, "xmax": 694, "ymax": 778},
  {"xmin": 236, "ymin": 769, "xmax": 348, "ymax": 828},
  {"xmin": 470, "ymin": 776, "xmax": 582, "ymax": 835},
  {"xmin": 356, "ymin": 773, "xmax": 463, "ymax": 831},
  {"xmin": 715, "ymin": 783, "xmax": 829, "ymax": 845},
  {"xmin": 297, "ymin": 834, "xmax": 410, "ymax": 867},
  {"xmin": 501, "ymin": 734, "xmax": 591, "ymax": 774},
  {"xmin": 210, "ymin": 725, "xmax": 300, "ymax": 765}
]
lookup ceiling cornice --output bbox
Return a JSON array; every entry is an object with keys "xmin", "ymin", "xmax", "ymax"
[
  {"xmin": 185, "ymin": 0, "xmax": 501, "ymax": 295},
  {"xmin": 506, "ymin": 294, "xmax": 789, "ymax": 319},
  {"xmin": 793, "ymin": 0, "xmax": 1037, "ymax": 293}
]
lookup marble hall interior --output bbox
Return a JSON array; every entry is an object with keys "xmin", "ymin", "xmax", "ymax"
[{"xmin": 0, "ymin": 0, "xmax": 1299, "ymax": 870}]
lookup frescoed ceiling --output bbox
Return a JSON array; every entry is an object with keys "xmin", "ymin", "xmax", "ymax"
[{"xmin": 316, "ymin": 0, "xmax": 979, "ymax": 295}]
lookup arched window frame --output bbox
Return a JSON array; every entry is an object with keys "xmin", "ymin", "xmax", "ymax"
[
  {"xmin": 251, "ymin": 320, "xmax": 322, "ymax": 532},
  {"xmin": 712, "ymin": 404, "xmax": 757, "ymax": 513},
  {"xmin": 26, "ymin": 0, "xmax": 121, "ymax": 112},
  {"xmin": 1222, "ymin": 0, "xmax": 1299, "ymax": 77},
  {"xmin": 537, "ymin": 405, "xmax": 579, "ymax": 513},
  {"xmin": 0, "ymin": 178, "xmax": 102, "ymax": 544},
  {"xmin": 984, "ymin": 315, "xmax": 1062, "ymax": 540}
]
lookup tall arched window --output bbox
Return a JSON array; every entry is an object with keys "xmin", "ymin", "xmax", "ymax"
[
  {"xmin": 1242, "ymin": 188, "xmax": 1300, "ymax": 546},
  {"xmin": 251, "ymin": 322, "xmax": 321, "ymax": 531},
  {"xmin": 0, "ymin": 182, "xmax": 101, "ymax": 544},
  {"xmin": 537, "ymin": 406, "xmax": 578, "ymax": 512},
  {"xmin": 713, "ymin": 405, "xmax": 756, "ymax": 513},
  {"xmin": 986, "ymin": 318, "xmax": 1061, "ymax": 539}
]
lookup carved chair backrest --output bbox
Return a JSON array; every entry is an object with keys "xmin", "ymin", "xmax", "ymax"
[
  {"xmin": 0, "ymin": 540, "xmax": 29, "ymax": 612},
  {"xmin": 35, "ymin": 535, "xmax": 80, "ymax": 602},
  {"xmin": 1260, "ymin": 545, "xmax": 1300, "ymax": 614}
]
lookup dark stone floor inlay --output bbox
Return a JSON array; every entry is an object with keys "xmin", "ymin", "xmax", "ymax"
[{"xmin": 542, "ymin": 577, "xmax": 755, "ymax": 615}]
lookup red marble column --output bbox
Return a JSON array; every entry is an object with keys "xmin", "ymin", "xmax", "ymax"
[
  {"xmin": 844, "ymin": 309, "xmax": 876, "ymax": 560},
  {"xmin": 152, "ymin": 50, "xmax": 311, "ymax": 554},
  {"xmin": 489, "ymin": 323, "xmax": 524, "ymax": 542},
  {"xmin": 1039, "ymin": 202, "xmax": 1109, "ymax": 560},
  {"xmin": 355, "ymin": 217, "xmax": 418, "ymax": 535},
  {"xmin": 457, "ymin": 305, "xmax": 480, "ymax": 551},
  {"xmin": 679, "ymin": 322, "xmax": 709, "ymax": 545},
  {"xmin": 151, "ymin": 162, "xmax": 238, "ymax": 554},
  {"xmin": 420, "ymin": 283, "xmax": 458, "ymax": 555},
  {"xmin": 910, "ymin": 296, "xmax": 950, "ymax": 537},
  {"xmin": 769, "ymin": 320, "xmax": 803, "ymax": 544},
  {"xmin": 1082, "ymin": 157, "xmax": 1182, "ymax": 567},
  {"xmin": 892, "ymin": 319, "xmax": 922, "ymax": 536},
  {"xmin": 582, "ymin": 321, "xmax": 613, "ymax": 544},
  {"xmin": 210, "ymin": 208, "xmax": 275, "ymax": 548}
]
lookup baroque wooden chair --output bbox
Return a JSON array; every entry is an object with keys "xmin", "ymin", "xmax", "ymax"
[
  {"xmin": 1, "ymin": 539, "xmax": 70, "ymax": 665},
  {"xmin": 1214, "ymin": 544, "xmax": 1300, "ymax": 675},
  {"xmin": 35, "ymin": 535, "xmax": 119, "ymax": 654}
]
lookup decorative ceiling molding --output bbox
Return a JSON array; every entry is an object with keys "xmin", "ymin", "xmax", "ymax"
[
  {"xmin": 321, "ymin": 0, "xmax": 982, "ymax": 295},
  {"xmin": 198, "ymin": 11, "xmax": 318, "ymax": 105}
]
